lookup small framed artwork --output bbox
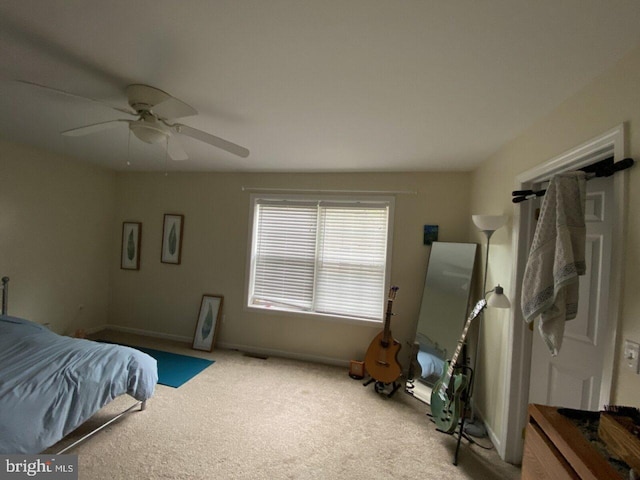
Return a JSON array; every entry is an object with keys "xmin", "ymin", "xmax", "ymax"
[
  {"xmin": 161, "ymin": 214, "xmax": 184, "ymax": 264},
  {"xmin": 121, "ymin": 222, "xmax": 141, "ymax": 270},
  {"xmin": 423, "ymin": 224, "xmax": 439, "ymax": 245},
  {"xmin": 193, "ymin": 295, "xmax": 223, "ymax": 352}
]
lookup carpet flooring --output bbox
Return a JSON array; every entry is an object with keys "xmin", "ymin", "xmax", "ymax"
[{"xmin": 46, "ymin": 330, "xmax": 521, "ymax": 479}]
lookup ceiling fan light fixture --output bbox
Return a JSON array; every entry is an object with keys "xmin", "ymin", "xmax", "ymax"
[{"xmin": 129, "ymin": 119, "xmax": 170, "ymax": 144}]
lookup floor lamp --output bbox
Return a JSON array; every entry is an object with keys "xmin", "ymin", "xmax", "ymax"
[
  {"xmin": 466, "ymin": 214, "xmax": 508, "ymax": 436},
  {"xmin": 472, "ymin": 214, "xmax": 507, "ymax": 295}
]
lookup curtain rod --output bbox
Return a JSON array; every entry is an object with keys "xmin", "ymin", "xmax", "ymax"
[
  {"xmin": 511, "ymin": 157, "xmax": 634, "ymax": 203},
  {"xmin": 241, "ymin": 187, "xmax": 417, "ymax": 195}
]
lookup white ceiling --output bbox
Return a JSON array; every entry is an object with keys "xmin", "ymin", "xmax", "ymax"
[{"xmin": 1, "ymin": 1, "xmax": 640, "ymax": 173}]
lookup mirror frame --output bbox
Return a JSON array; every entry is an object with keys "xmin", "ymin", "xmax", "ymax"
[{"xmin": 406, "ymin": 241, "xmax": 478, "ymax": 404}]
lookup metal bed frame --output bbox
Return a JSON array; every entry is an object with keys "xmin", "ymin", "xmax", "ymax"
[{"xmin": 0, "ymin": 276, "xmax": 147, "ymax": 454}]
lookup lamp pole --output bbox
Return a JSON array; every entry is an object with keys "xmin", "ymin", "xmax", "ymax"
[
  {"xmin": 466, "ymin": 215, "xmax": 506, "ymax": 436},
  {"xmin": 471, "ymin": 229, "xmax": 494, "ymax": 397}
]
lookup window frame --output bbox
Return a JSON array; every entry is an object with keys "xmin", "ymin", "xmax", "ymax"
[{"xmin": 245, "ymin": 193, "xmax": 395, "ymax": 326}]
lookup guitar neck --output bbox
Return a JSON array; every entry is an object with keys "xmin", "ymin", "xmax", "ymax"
[
  {"xmin": 444, "ymin": 299, "xmax": 487, "ymax": 381},
  {"xmin": 446, "ymin": 319, "xmax": 472, "ymax": 376},
  {"xmin": 382, "ymin": 299, "xmax": 393, "ymax": 341},
  {"xmin": 381, "ymin": 286, "xmax": 398, "ymax": 344}
]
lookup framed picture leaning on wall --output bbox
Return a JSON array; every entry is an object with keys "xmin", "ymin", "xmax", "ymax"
[
  {"xmin": 121, "ymin": 221, "xmax": 141, "ymax": 270},
  {"xmin": 193, "ymin": 295, "xmax": 223, "ymax": 352},
  {"xmin": 161, "ymin": 214, "xmax": 184, "ymax": 264}
]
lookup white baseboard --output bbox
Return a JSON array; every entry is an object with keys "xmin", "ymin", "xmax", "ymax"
[
  {"xmin": 99, "ymin": 324, "xmax": 351, "ymax": 368},
  {"xmin": 84, "ymin": 324, "xmax": 109, "ymax": 336},
  {"xmin": 473, "ymin": 408, "xmax": 502, "ymax": 455},
  {"xmin": 217, "ymin": 341, "xmax": 350, "ymax": 368},
  {"xmin": 102, "ymin": 324, "xmax": 192, "ymax": 343}
]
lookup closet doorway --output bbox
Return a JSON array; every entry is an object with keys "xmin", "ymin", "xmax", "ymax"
[
  {"xmin": 527, "ymin": 175, "xmax": 613, "ymax": 410},
  {"xmin": 501, "ymin": 124, "xmax": 629, "ymax": 464}
]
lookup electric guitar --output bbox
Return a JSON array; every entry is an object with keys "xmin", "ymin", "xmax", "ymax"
[
  {"xmin": 430, "ymin": 299, "xmax": 487, "ymax": 433},
  {"xmin": 364, "ymin": 286, "xmax": 402, "ymax": 384}
]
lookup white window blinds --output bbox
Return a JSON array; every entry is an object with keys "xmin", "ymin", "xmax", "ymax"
[
  {"xmin": 252, "ymin": 201, "xmax": 317, "ymax": 311},
  {"xmin": 249, "ymin": 197, "xmax": 392, "ymax": 321}
]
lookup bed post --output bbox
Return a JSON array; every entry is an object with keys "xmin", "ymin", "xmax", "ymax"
[{"xmin": 1, "ymin": 277, "xmax": 8, "ymax": 315}]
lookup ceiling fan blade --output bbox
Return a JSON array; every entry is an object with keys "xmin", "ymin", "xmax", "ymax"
[
  {"xmin": 62, "ymin": 119, "xmax": 130, "ymax": 136},
  {"xmin": 166, "ymin": 137, "xmax": 189, "ymax": 161},
  {"xmin": 173, "ymin": 124, "xmax": 250, "ymax": 158},
  {"xmin": 17, "ymin": 80, "xmax": 136, "ymax": 115},
  {"xmin": 152, "ymin": 96, "xmax": 198, "ymax": 119}
]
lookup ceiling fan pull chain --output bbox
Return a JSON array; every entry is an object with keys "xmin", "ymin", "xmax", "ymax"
[
  {"xmin": 126, "ymin": 128, "xmax": 132, "ymax": 167},
  {"xmin": 164, "ymin": 136, "xmax": 169, "ymax": 176}
]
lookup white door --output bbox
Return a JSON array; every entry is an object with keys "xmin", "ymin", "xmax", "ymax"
[{"xmin": 528, "ymin": 176, "xmax": 613, "ymax": 410}]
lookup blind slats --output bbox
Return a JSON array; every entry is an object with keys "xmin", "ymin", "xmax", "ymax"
[{"xmin": 249, "ymin": 199, "xmax": 390, "ymax": 321}]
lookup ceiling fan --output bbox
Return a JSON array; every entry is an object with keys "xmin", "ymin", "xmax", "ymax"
[{"xmin": 19, "ymin": 81, "xmax": 250, "ymax": 160}]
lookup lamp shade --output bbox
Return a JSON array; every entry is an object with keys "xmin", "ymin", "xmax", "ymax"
[
  {"xmin": 486, "ymin": 284, "xmax": 511, "ymax": 309},
  {"xmin": 472, "ymin": 214, "xmax": 507, "ymax": 232}
]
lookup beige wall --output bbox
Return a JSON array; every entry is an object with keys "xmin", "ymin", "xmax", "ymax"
[
  {"xmin": 0, "ymin": 136, "xmax": 473, "ymax": 369},
  {"xmin": 110, "ymin": 171, "xmax": 472, "ymax": 364},
  {"xmin": 0, "ymin": 140, "xmax": 115, "ymax": 334},
  {"xmin": 471, "ymin": 44, "xmax": 640, "ymax": 443}
]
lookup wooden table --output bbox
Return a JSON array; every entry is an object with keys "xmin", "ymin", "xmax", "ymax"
[{"xmin": 522, "ymin": 404, "xmax": 623, "ymax": 480}]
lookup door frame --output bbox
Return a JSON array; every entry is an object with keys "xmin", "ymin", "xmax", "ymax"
[{"xmin": 499, "ymin": 124, "xmax": 629, "ymax": 463}]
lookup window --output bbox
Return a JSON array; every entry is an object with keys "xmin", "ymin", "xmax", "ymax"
[{"xmin": 247, "ymin": 195, "xmax": 394, "ymax": 322}]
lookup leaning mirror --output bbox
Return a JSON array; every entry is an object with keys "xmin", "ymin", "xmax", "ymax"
[{"xmin": 406, "ymin": 241, "xmax": 477, "ymax": 404}]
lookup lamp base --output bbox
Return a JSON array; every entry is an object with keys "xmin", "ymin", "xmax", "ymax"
[{"xmin": 463, "ymin": 419, "xmax": 488, "ymax": 438}]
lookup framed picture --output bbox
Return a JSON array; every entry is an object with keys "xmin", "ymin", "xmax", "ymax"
[
  {"xmin": 161, "ymin": 214, "xmax": 184, "ymax": 264},
  {"xmin": 121, "ymin": 222, "xmax": 141, "ymax": 270},
  {"xmin": 192, "ymin": 295, "xmax": 223, "ymax": 352},
  {"xmin": 423, "ymin": 224, "xmax": 439, "ymax": 245}
]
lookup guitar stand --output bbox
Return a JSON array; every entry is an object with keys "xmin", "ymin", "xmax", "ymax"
[
  {"xmin": 452, "ymin": 365, "xmax": 474, "ymax": 466},
  {"xmin": 363, "ymin": 377, "xmax": 402, "ymax": 398},
  {"xmin": 428, "ymin": 365, "xmax": 475, "ymax": 466}
]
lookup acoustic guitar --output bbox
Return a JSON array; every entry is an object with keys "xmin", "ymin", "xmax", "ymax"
[
  {"xmin": 430, "ymin": 298, "xmax": 487, "ymax": 433},
  {"xmin": 364, "ymin": 286, "xmax": 402, "ymax": 384}
]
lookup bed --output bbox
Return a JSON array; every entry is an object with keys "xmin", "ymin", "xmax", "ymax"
[{"xmin": 0, "ymin": 277, "xmax": 158, "ymax": 454}]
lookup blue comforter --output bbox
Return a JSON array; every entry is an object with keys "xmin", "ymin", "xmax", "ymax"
[
  {"xmin": 417, "ymin": 349, "xmax": 445, "ymax": 379},
  {"xmin": 0, "ymin": 315, "xmax": 157, "ymax": 454}
]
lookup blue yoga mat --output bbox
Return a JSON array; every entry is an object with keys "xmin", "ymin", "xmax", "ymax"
[{"xmin": 134, "ymin": 347, "xmax": 215, "ymax": 388}]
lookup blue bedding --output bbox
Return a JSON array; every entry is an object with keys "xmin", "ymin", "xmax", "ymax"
[
  {"xmin": 0, "ymin": 315, "xmax": 158, "ymax": 454},
  {"xmin": 416, "ymin": 346, "xmax": 445, "ymax": 379}
]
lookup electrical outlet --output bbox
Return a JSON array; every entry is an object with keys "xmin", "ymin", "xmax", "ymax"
[{"xmin": 623, "ymin": 340, "xmax": 640, "ymax": 373}]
